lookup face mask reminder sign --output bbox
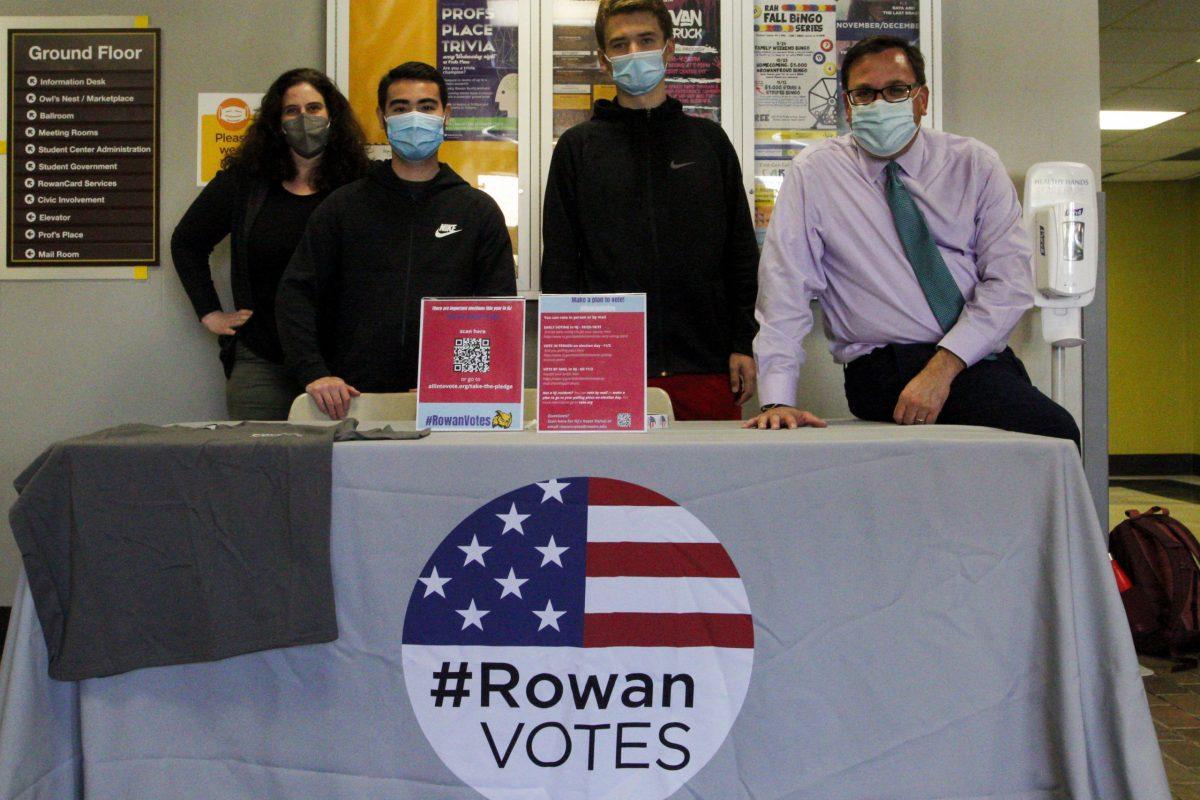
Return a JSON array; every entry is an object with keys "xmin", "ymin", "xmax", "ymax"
[
  {"xmin": 538, "ymin": 294, "xmax": 647, "ymax": 433},
  {"xmin": 417, "ymin": 297, "xmax": 526, "ymax": 431},
  {"xmin": 196, "ymin": 93, "xmax": 262, "ymax": 186}
]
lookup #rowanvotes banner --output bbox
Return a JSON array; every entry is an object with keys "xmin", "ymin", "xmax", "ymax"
[{"xmin": 402, "ymin": 477, "xmax": 754, "ymax": 800}]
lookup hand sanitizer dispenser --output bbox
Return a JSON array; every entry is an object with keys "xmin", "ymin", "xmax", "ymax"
[
  {"xmin": 1032, "ymin": 200, "xmax": 1096, "ymax": 299},
  {"xmin": 1022, "ymin": 162, "xmax": 1097, "ymax": 404}
]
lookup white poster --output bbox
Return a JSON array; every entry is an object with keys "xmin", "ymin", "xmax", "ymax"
[{"xmin": 753, "ymin": 3, "xmax": 838, "ymax": 130}]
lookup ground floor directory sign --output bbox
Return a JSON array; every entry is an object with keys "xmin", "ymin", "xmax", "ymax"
[
  {"xmin": 417, "ymin": 297, "xmax": 526, "ymax": 431},
  {"xmin": 538, "ymin": 294, "xmax": 647, "ymax": 433},
  {"xmin": 7, "ymin": 28, "xmax": 160, "ymax": 268}
]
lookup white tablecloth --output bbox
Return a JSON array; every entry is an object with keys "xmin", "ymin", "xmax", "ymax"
[{"xmin": 0, "ymin": 422, "xmax": 1169, "ymax": 799}]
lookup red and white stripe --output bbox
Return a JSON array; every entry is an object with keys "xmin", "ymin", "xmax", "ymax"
[{"xmin": 582, "ymin": 478, "xmax": 754, "ymax": 649}]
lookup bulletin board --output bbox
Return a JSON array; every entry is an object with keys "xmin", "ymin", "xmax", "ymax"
[
  {"xmin": 748, "ymin": 0, "xmax": 940, "ymax": 243},
  {"xmin": 328, "ymin": 0, "xmax": 940, "ymax": 286},
  {"xmin": 331, "ymin": 0, "xmax": 521, "ymax": 283}
]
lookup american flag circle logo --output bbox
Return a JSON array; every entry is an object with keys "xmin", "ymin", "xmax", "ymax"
[{"xmin": 402, "ymin": 477, "xmax": 754, "ymax": 799}]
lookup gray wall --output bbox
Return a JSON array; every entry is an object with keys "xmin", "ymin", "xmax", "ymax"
[
  {"xmin": 1085, "ymin": 192, "xmax": 1108, "ymax": 530},
  {"xmin": 942, "ymin": 0, "xmax": 1104, "ymax": 518},
  {"xmin": 0, "ymin": 0, "xmax": 1102, "ymax": 600},
  {"xmin": 941, "ymin": 0, "xmax": 1102, "ymax": 430},
  {"xmin": 0, "ymin": 0, "xmax": 327, "ymax": 598}
]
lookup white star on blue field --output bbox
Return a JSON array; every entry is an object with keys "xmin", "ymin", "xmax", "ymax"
[{"xmin": 403, "ymin": 479, "xmax": 588, "ymax": 647}]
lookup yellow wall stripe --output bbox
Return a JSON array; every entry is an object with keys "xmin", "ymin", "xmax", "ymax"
[{"xmin": 1105, "ymin": 180, "xmax": 1200, "ymax": 454}]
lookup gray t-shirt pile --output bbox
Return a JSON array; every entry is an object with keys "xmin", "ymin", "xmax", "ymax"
[{"xmin": 10, "ymin": 421, "xmax": 361, "ymax": 680}]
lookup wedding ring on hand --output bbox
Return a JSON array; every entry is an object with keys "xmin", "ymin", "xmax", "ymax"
[{"xmin": 915, "ymin": 417, "xmax": 927, "ymax": 423}]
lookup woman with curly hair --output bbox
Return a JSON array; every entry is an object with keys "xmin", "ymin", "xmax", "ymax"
[{"xmin": 171, "ymin": 68, "xmax": 368, "ymax": 419}]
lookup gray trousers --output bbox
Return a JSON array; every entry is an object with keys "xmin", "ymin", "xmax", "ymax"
[{"xmin": 225, "ymin": 343, "xmax": 301, "ymax": 421}]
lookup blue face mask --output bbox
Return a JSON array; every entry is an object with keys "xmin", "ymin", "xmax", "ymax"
[
  {"xmin": 849, "ymin": 98, "xmax": 918, "ymax": 157},
  {"xmin": 385, "ymin": 111, "xmax": 445, "ymax": 162},
  {"xmin": 606, "ymin": 47, "xmax": 667, "ymax": 96}
]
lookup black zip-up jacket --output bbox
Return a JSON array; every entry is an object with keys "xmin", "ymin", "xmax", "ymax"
[
  {"xmin": 170, "ymin": 169, "xmax": 282, "ymax": 375},
  {"xmin": 541, "ymin": 97, "xmax": 759, "ymax": 376},
  {"xmin": 275, "ymin": 161, "xmax": 516, "ymax": 391}
]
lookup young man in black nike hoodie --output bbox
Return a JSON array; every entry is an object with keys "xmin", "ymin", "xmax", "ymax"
[
  {"xmin": 540, "ymin": 0, "xmax": 759, "ymax": 420},
  {"xmin": 277, "ymin": 62, "xmax": 516, "ymax": 419}
]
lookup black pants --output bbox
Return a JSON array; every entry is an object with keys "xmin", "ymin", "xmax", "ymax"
[{"xmin": 843, "ymin": 343, "xmax": 1080, "ymax": 446}]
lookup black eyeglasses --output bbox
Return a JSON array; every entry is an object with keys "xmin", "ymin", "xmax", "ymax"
[{"xmin": 845, "ymin": 83, "xmax": 921, "ymax": 106}]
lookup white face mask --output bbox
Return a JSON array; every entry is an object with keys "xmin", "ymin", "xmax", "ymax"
[{"xmin": 849, "ymin": 98, "xmax": 918, "ymax": 157}]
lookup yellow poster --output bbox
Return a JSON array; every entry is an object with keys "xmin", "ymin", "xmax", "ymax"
[
  {"xmin": 346, "ymin": 0, "xmax": 517, "ymax": 253},
  {"xmin": 196, "ymin": 93, "xmax": 263, "ymax": 186}
]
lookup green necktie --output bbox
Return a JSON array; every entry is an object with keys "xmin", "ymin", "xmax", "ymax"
[{"xmin": 884, "ymin": 161, "xmax": 964, "ymax": 333}]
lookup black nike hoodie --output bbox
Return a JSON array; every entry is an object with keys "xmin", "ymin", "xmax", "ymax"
[
  {"xmin": 541, "ymin": 97, "xmax": 759, "ymax": 376},
  {"xmin": 276, "ymin": 161, "xmax": 516, "ymax": 391}
]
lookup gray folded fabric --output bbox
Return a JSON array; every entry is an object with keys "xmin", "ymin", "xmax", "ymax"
[
  {"xmin": 10, "ymin": 421, "xmax": 352, "ymax": 680},
  {"xmin": 335, "ymin": 422, "xmax": 430, "ymax": 441}
]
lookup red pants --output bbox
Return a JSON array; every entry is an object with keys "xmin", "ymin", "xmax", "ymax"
[{"xmin": 648, "ymin": 373, "xmax": 742, "ymax": 421}]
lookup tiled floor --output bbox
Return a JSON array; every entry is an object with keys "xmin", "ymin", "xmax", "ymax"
[
  {"xmin": 1112, "ymin": 475, "xmax": 1200, "ymax": 799},
  {"xmin": 1143, "ymin": 663, "xmax": 1200, "ymax": 800}
]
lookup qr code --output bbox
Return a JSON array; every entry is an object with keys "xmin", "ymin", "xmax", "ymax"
[
  {"xmin": 453, "ymin": 337, "xmax": 491, "ymax": 373},
  {"xmin": 616, "ymin": 412, "xmax": 632, "ymax": 428}
]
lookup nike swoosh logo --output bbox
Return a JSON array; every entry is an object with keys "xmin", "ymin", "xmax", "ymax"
[
  {"xmin": 434, "ymin": 227, "xmax": 461, "ymax": 238},
  {"xmin": 670, "ymin": 161, "xmax": 695, "ymax": 169}
]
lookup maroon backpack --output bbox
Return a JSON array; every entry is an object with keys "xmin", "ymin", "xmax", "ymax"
[{"xmin": 1109, "ymin": 507, "xmax": 1200, "ymax": 659}]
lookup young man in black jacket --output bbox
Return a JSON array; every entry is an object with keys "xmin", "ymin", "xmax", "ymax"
[
  {"xmin": 540, "ymin": 0, "xmax": 759, "ymax": 420},
  {"xmin": 276, "ymin": 62, "xmax": 516, "ymax": 419}
]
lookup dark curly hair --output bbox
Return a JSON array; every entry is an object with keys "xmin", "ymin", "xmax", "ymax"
[{"xmin": 222, "ymin": 68, "xmax": 369, "ymax": 193}]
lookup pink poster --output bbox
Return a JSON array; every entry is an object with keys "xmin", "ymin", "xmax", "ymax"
[
  {"xmin": 538, "ymin": 294, "xmax": 647, "ymax": 432},
  {"xmin": 666, "ymin": 0, "xmax": 721, "ymax": 121},
  {"xmin": 417, "ymin": 298, "xmax": 526, "ymax": 431}
]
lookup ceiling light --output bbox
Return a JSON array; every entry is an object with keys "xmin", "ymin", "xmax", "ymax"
[{"xmin": 1100, "ymin": 110, "xmax": 1185, "ymax": 130}]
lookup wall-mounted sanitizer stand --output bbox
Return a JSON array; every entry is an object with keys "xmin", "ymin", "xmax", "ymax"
[{"xmin": 1022, "ymin": 162, "xmax": 1098, "ymax": 407}]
